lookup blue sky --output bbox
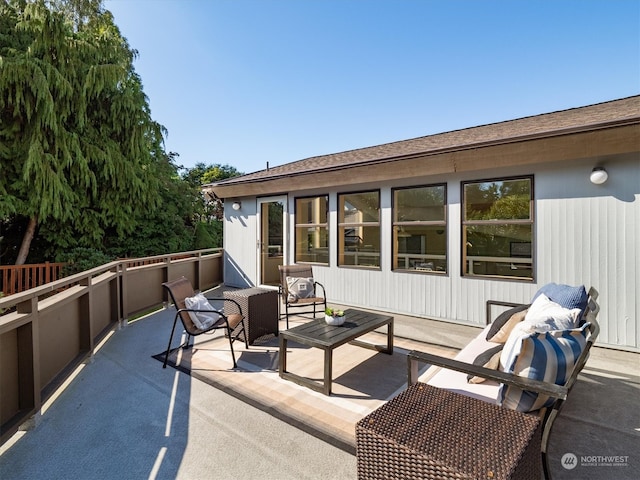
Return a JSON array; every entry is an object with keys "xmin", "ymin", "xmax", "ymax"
[{"xmin": 104, "ymin": 0, "xmax": 640, "ymax": 175}]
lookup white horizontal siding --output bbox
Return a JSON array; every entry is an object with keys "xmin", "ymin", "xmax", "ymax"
[{"xmin": 225, "ymin": 154, "xmax": 640, "ymax": 351}]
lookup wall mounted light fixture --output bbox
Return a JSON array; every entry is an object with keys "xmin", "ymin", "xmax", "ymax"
[
  {"xmin": 232, "ymin": 201, "xmax": 242, "ymax": 211},
  {"xmin": 590, "ymin": 167, "xmax": 608, "ymax": 185}
]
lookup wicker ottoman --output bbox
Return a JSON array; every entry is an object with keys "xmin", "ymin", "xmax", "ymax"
[
  {"xmin": 223, "ymin": 288, "xmax": 278, "ymax": 345},
  {"xmin": 356, "ymin": 383, "xmax": 542, "ymax": 480}
]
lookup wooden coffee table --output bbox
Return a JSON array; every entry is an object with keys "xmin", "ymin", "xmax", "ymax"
[{"xmin": 278, "ymin": 308, "xmax": 394, "ymax": 395}]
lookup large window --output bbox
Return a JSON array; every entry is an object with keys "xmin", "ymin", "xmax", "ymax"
[
  {"xmin": 338, "ymin": 191, "xmax": 380, "ymax": 268},
  {"xmin": 462, "ymin": 176, "xmax": 533, "ymax": 279},
  {"xmin": 392, "ymin": 185, "xmax": 447, "ymax": 273},
  {"xmin": 295, "ymin": 195, "xmax": 329, "ymax": 264}
]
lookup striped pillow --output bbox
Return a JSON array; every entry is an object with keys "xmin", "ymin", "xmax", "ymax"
[{"xmin": 499, "ymin": 323, "xmax": 590, "ymax": 412}]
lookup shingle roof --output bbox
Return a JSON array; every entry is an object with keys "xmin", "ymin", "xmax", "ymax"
[{"xmin": 208, "ymin": 95, "xmax": 640, "ymax": 187}]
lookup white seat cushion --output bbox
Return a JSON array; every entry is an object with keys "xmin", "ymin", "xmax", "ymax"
[{"xmin": 421, "ymin": 325, "xmax": 502, "ymax": 404}]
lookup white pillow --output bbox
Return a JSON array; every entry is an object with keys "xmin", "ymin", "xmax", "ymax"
[
  {"xmin": 286, "ymin": 276, "xmax": 315, "ymax": 303},
  {"xmin": 184, "ymin": 293, "xmax": 216, "ymax": 330},
  {"xmin": 499, "ymin": 322, "xmax": 532, "ymax": 371},
  {"xmin": 500, "ymin": 293, "xmax": 581, "ymax": 371},
  {"xmin": 520, "ymin": 293, "xmax": 581, "ymax": 333}
]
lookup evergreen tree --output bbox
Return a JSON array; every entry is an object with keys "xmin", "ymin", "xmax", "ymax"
[
  {"xmin": 180, "ymin": 162, "xmax": 242, "ymax": 223},
  {"xmin": 181, "ymin": 162, "xmax": 243, "ymax": 249},
  {"xmin": 0, "ymin": 0, "xmax": 164, "ymax": 264},
  {"xmin": 102, "ymin": 151, "xmax": 195, "ymax": 258}
]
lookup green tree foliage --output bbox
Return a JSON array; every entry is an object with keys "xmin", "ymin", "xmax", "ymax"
[
  {"xmin": 56, "ymin": 246, "xmax": 112, "ymax": 276},
  {"xmin": 200, "ymin": 164, "xmax": 242, "ymax": 185},
  {"xmin": 102, "ymin": 151, "xmax": 194, "ymax": 257},
  {"xmin": 182, "ymin": 163, "xmax": 242, "ymax": 249},
  {"xmin": 464, "ymin": 179, "xmax": 531, "ymax": 221},
  {"xmin": 1, "ymin": 1, "xmax": 245, "ymax": 265},
  {"xmin": 193, "ymin": 222, "xmax": 215, "ymax": 250},
  {"xmin": 0, "ymin": 0, "xmax": 165, "ymax": 264},
  {"xmin": 184, "ymin": 162, "xmax": 242, "ymax": 222},
  {"xmin": 464, "ymin": 179, "xmax": 532, "ymax": 257}
]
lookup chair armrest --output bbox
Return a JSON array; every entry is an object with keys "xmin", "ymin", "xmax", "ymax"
[
  {"xmin": 177, "ymin": 307, "xmax": 222, "ymax": 315},
  {"xmin": 314, "ymin": 281, "xmax": 326, "ymax": 299},
  {"xmin": 486, "ymin": 299, "xmax": 526, "ymax": 325},
  {"xmin": 206, "ymin": 297, "xmax": 244, "ymax": 316},
  {"xmin": 407, "ymin": 350, "xmax": 568, "ymax": 401}
]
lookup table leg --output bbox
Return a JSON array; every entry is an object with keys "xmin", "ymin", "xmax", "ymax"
[
  {"xmin": 279, "ymin": 335, "xmax": 287, "ymax": 376},
  {"xmin": 386, "ymin": 319, "xmax": 394, "ymax": 354},
  {"xmin": 323, "ymin": 348, "xmax": 333, "ymax": 395}
]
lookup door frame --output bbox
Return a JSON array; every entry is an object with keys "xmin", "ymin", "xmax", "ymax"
[{"xmin": 256, "ymin": 195, "xmax": 288, "ymax": 288}]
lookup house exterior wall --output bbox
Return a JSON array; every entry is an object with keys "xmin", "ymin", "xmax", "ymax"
[
  {"xmin": 534, "ymin": 155, "xmax": 638, "ymax": 349},
  {"xmin": 222, "ymin": 153, "xmax": 639, "ymax": 351},
  {"xmin": 223, "ymin": 196, "xmax": 258, "ymax": 288}
]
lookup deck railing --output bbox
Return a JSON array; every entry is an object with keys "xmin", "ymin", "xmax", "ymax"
[
  {"xmin": 0, "ymin": 249, "xmax": 224, "ymax": 445},
  {"xmin": 0, "ymin": 262, "xmax": 67, "ymax": 296}
]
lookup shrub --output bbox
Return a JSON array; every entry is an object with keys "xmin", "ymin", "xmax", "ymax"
[{"xmin": 56, "ymin": 247, "xmax": 114, "ymax": 276}]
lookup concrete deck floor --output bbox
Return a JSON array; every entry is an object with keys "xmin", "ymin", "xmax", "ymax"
[{"xmin": 1, "ymin": 290, "xmax": 638, "ymax": 480}]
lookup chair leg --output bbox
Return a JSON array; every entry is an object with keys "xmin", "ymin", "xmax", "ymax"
[
  {"xmin": 542, "ymin": 452, "xmax": 551, "ymax": 480},
  {"xmin": 226, "ymin": 325, "xmax": 238, "ymax": 368},
  {"xmin": 163, "ymin": 316, "xmax": 180, "ymax": 368},
  {"xmin": 285, "ymin": 303, "xmax": 289, "ymax": 329},
  {"xmin": 241, "ymin": 322, "xmax": 248, "ymax": 349},
  {"xmin": 541, "ymin": 408, "xmax": 558, "ymax": 480},
  {"xmin": 231, "ymin": 319, "xmax": 249, "ymax": 349}
]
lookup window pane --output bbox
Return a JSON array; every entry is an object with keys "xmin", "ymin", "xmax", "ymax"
[
  {"xmin": 265, "ymin": 202, "xmax": 283, "ymax": 256},
  {"xmin": 339, "ymin": 192, "xmax": 379, "ymax": 223},
  {"xmin": 395, "ymin": 186, "xmax": 445, "ymax": 222},
  {"xmin": 295, "ymin": 226, "xmax": 329, "ymax": 264},
  {"xmin": 464, "ymin": 179, "xmax": 531, "ymax": 220},
  {"xmin": 464, "ymin": 224, "xmax": 532, "ymax": 279},
  {"xmin": 338, "ymin": 191, "xmax": 380, "ymax": 267},
  {"xmin": 394, "ymin": 225, "xmax": 447, "ymax": 272},
  {"xmin": 296, "ymin": 196, "xmax": 327, "ymax": 224},
  {"xmin": 338, "ymin": 226, "xmax": 380, "ymax": 267},
  {"xmin": 295, "ymin": 196, "xmax": 328, "ymax": 264}
]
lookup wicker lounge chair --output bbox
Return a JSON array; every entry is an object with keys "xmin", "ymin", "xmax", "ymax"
[
  {"xmin": 162, "ymin": 276, "xmax": 248, "ymax": 368},
  {"xmin": 278, "ymin": 264, "xmax": 327, "ymax": 329},
  {"xmin": 357, "ymin": 286, "xmax": 600, "ymax": 480}
]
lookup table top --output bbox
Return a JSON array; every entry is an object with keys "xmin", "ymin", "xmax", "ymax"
[
  {"xmin": 224, "ymin": 287, "xmax": 276, "ymax": 297},
  {"xmin": 280, "ymin": 308, "xmax": 393, "ymax": 349}
]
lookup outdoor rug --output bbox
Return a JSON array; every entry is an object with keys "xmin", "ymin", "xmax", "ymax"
[{"xmin": 153, "ymin": 329, "xmax": 434, "ymax": 453}]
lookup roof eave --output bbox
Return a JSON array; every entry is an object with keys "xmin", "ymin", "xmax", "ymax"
[{"xmin": 204, "ymin": 118, "xmax": 640, "ymax": 199}]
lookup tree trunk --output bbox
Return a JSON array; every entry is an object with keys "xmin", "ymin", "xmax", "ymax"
[{"xmin": 15, "ymin": 215, "xmax": 38, "ymax": 265}]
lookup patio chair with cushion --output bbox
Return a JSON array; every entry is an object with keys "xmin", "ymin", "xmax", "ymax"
[
  {"xmin": 161, "ymin": 276, "xmax": 248, "ymax": 369},
  {"xmin": 278, "ymin": 264, "xmax": 327, "ymax": 329},
  {"xmin": 357, "ymin": 283, "xmax": 600, "ymax": 480}
]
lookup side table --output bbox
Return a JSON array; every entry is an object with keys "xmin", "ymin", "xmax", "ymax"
[
  {"xmin": 223, "ymin": 288, "xmax": 278, "ymax": 345},
  {"xmin": 356, "ymin": 383, "xmax": 542, "ymax": 479}
]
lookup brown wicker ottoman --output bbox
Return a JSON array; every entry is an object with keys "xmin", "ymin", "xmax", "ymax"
[
  {"xmin": 223, "ymin": 288, "xmax": 278, "ymax": 345},
  {"xmin": 356, "ymin": 383, "xmax": 542, "ymax": 480}
]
